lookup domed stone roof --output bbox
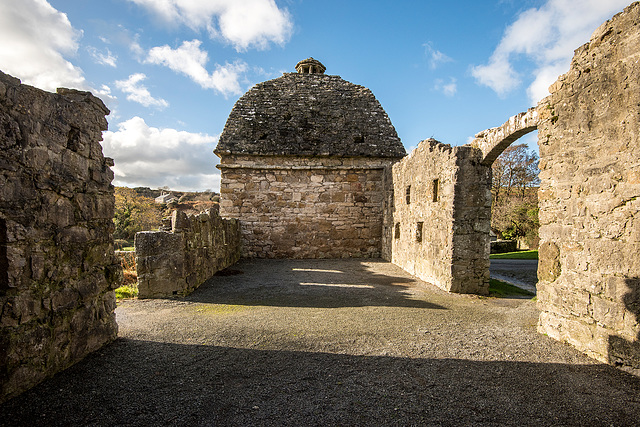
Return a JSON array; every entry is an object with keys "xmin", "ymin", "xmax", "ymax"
[{"xmin": 215, "ymin": 62, "xmax": 405, "ymax": 158}]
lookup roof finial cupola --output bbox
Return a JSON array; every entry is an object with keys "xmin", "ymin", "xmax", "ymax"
[{"xmin": 295, "ymin": 57, "xmax": 326, "ymax": 74}]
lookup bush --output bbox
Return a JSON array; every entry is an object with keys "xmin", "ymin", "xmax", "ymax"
[{"xmin": 114, "ymin": 187, "xmax": 163, "ymax": 240}]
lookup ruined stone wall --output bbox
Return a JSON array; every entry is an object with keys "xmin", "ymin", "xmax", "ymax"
[
  {"xmin": 0, "ymin": 72, "xmax": 120, "ymax": 402},
  {"xmin": 218, "ymin": 155, "xmax": 391, "ymax": 259},
  {"xmin": 385, "ymin": 139, "xmax": 491, "ymax": 294},
  {"xmin": 135, "ymin": 208, "xmax": 241, "ymax": 298},
  {"xmin": 536, "ymin": 2, "xmax": 640, "ymax": 369}
]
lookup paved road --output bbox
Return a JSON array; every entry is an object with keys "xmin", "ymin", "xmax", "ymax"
[
  {"xmin": 2, "ymin": 259, "xmax": 639, "ymax": 426},
  {"xmin": 490, "ymin": 259, "xmax": 538, "ymax": 293}
]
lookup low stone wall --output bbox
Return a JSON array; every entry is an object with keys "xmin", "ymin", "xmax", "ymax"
[
  {"xmin": 219, "ymin": 154, "xmax": 393, "ymax": 258},
  {"xmin": 384, "ymin": 139, "xmax": 491, "ymax": 294},
  {"xmin": 537, "ymin": 2, "xmax": 640, "ymax": 369},
  {"xmin": 135, "ymin": 208, "xmax": 241, "ymax": 298},
  {"xmin": 0, "ymin": 71, "xmax": 120, "ymax": 402}
]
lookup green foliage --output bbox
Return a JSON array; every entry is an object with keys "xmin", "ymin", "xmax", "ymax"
[
  {"xmin": 490, "ymin": 250, "xmax": 538, "ymax": 260},
  {"xmin": 489, "ymin": 279, "xmax": 535, "ymax": 297},
  {"xmin": 114, "ymin": 187, "xmax": 163, "ymax": 240},
  {"xmin": 115, "ymin": 284, "xmax": 138, "ymax": 299},
  {"xmin": 491, "ymin": 144, "xmax": 540, "ymax": 248}
]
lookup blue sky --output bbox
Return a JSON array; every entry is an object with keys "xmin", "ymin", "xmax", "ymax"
[{"xmin": 0, "ymin": 0, "xmax": 630, "ymax": 191}]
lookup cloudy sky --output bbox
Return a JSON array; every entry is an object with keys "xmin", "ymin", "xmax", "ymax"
[{"xmin": 0, "ymin": 0, "xmax": 630, "ymax": 191}]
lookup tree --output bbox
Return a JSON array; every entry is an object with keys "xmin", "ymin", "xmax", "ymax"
[
  {"xmin": 114, "ymin": 187, "xmax": 163, "ymax": 241},
  {"xmin": 491, "ymin": 143, "xmax": 540, "ymax": 205},
  {"xmin": 491, "ymin": 144, "xmax": 540, "ymax": 248}
]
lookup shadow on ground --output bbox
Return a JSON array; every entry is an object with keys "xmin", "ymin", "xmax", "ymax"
[
  {"xmin": 187, "ymin": 258, "xmax": 445, "ymax": 309},
  {"xmin": 2, "ymin": 338, "xmax": 640, "ymax": 426}
]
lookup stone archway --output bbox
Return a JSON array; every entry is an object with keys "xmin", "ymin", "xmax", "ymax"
[
  {"xmin": 470, "ymin": 107, "xmax": 539, "ymax": 167},
  {"xmin": 469, "ymin": 109, "xmax": 540, "ymax": 292}
]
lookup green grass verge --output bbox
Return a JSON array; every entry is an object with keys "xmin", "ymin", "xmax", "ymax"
[
  {"xmin": 115, "ymin": 284, "xmax": 138, "ymax": 299},
  {"xmin": 489, "ymin": 278, "xmax": 535, "ymax": 297},
  {"xmin": 490, "ymin": 249, "xmax": 538, "ymax": 260}
]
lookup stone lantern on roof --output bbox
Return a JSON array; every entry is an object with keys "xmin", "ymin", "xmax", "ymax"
[{"xmin": 295, "ymin": 57, "xmax": 326, "ymax": 74}]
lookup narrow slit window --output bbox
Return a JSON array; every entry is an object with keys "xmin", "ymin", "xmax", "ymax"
[
  {"xmin": 416, "ymin": 222, "xmax": 423, "ymax": 243},
  {"xmin": 432, "ymin": 179, "xmax": 439, "ymax": 202},
  {"xmin": 394, "ymin": 223, "xmax": 401, "ymax": 239},
  {"xmin": 406, "ymin": 186, "xmax": 411, "ymax": 204}
]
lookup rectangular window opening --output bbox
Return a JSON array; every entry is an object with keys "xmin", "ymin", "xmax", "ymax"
[
  {"xmin": 416, "ymin": 222, "xmax": 423, "ymax": 243},
  {"xmin": 405, "ymin": 186, "xmax": 411, "ymax": 204},
  {"xmin": 432, "ymin": 179, "xmax": 439, "ymax": 202},
  {"xmin": 394, "ymin": 223, "xmax": 401, "ymax": 240}
]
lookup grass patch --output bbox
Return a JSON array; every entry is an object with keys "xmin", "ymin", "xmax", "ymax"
[
  {"xmin": 490, "ymin": 250, "xmax": 538, "ymax": 260},
  {"xmin": 191, "ymin": 304, "xmax": 246, "ymax": 315},
  {"xmin": 489, "ymin": 278, "xmax": 535, "ymax": 297},
  {"xmin": 120, "ymin": 246, "xmax": 135, "ymax": 252},
  {"xmin": 115, "ymin": 284, "xmax": 138, "ymax": 299}
]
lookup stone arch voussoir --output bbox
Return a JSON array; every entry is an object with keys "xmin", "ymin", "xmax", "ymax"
[{"xmin": 470, "ymin": 107, "xmax": 539, "ymax": 166}]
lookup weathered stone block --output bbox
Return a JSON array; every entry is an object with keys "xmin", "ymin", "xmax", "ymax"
[
  {"xmin": 135, "ymin": 209, "xmax": 241, "ymax": 298},
  {"xmin": 536, "ymin": 2, "xmax": 640, "ymax": 371},
  {"xmin": 0, "ymin": 70, "xmax": 119, "ymax": 402}
]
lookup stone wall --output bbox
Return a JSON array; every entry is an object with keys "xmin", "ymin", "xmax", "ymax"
[
  {"xmin": 135, "ymin": 207, "xmax": 241, "ymax": 298},
  {"xmin": 536, "ymin": 2, "xmax": 640, "ymax": 369},
  {"xmin": 219, "ymin": 154, "xmax": 392, "ymax": 259},
  {"xmin": 0, "ymin": 72, "xmax": 120, "ymax": 402},
  {"xmin": 384, "ymin": 139, "xmax": 491, "ymax": 294}
]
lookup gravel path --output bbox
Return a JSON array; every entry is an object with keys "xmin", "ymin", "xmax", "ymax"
[
  {"xmin": 2, "ymin": 259, "xmax": 640, "ymax": 426},
  {"xmin": 490, "ymin": 259, "xmax": 539, "ymax": 293}
]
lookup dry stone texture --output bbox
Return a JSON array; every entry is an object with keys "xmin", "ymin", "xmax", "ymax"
[
  {"xmin": 216, "ymin": 72, "xmax": 405, "ymax": 158},
  {"xmin": 536, "ymin": 2, "xmax": 640, "ymax": 369},
  {"xmin": 216, "ymin": 67, "xmax": 405, "ymax": 258},
  {"xmin": 385, "ymin": 139, "xmax": 491, "ymax": 294},
  {"xmin": 0, "ymin": 71, "xmax": 120, "ymax": 402},
  {"xmin": 135, "ymin": 207, "xmax": 241, "ymax": 298},
  {"xmin": 219, "ymin": 155, "xmax": 391, "ymax": 258}
]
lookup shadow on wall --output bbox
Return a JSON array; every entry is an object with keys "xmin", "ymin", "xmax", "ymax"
[
  {"xmin": 2, "ymin": 338, "xmax": 640, "ymax": 425},
  {"xmin": 609, "ymin": 277, "xmax": 640, "ymax": 370},
  {"xmin": 0, "ymin": 218, "xmax": 7, "ymax": 291},
  {"xmin": 186, "ymin": 259, "xmax": 445, "ymax": 310}
]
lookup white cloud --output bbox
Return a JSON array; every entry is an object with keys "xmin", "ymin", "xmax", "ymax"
[
  {"xmin": 88, "ymin": 46, "xmax": 118, "ymax": 67},
  {"xmin": 471, "ymin": 0, "xmax": 629, "ymax": 103},
  {"xmin": 0, "ymin": 0, "xmax": 87, "ymax": 91},
  {"xmin": 128, "ymin": 0, "xmax": 293, "ymax": 51},
  {"xmin": 434, "ymin": 78, "xmax": 457, "ymax": 97},
  {"xmin": 93, "ymin": 84, "xmax": 119, "ymax": 119},
  {"xmin": 145, "ymin": 39, "xmax": 247, "ymax": 96},
  {"xmin": 115, "ymin": 73, "xmax": 169, "ymax": 108},
  {"xmin": 424, "ymin": 42, "xmax": 453, "ymax": 69},
  {"xmin": 102, "ymin": 116, "xmax": 220, "ymax": 191}
]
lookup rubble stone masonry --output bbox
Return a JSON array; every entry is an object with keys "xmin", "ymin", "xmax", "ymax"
[
  {"xmin": 219, "ymin": 155, "xmax": 390, "ymax": 258},
  {"xmin": 0, "ymin": 71, "xmax": 120, "ymax": 402},
  {"xmin": 536, "ymin": 2, "xmax": 640, "ymax": 369},
  {"xmin": 385, "ymin": 139, "xmax": 491, "ymax": 294},
  {"xmin": 135, "ymin": 207, "xmax": 241, "ymax": 297}
]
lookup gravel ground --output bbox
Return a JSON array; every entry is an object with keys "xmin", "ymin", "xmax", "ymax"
[{"xmin": 2, "ymin": 258, "xmax": 640, "ymax": 426}]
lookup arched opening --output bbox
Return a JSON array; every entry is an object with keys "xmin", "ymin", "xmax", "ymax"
[
  {"xmin": 470, "ymin": 108, "xmax": 539, "ymax": 297},
  {"xmin": 488, "ymin": 131, "xmax": 540, "ymax": 296}
]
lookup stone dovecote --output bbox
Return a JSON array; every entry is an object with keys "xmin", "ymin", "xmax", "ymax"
[{"xmin": 215, "ymin": 59, "xmax": 405, "ymax": 258}]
